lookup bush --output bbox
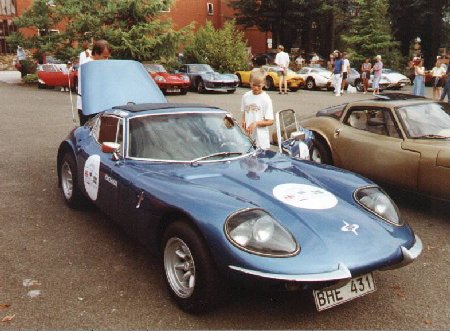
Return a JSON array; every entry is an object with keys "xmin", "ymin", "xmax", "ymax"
[
  {"xmin": 22, "ymin": 73, "xmax": 38, "ymax": 84},
  {"xmin": 184, "ymin": 20, "xmax": 249, "ymax": 73}
]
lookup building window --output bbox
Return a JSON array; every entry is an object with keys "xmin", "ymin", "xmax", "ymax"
[
  {"xmin": 0, "ymin": 19, "xmax": 16, "ymax": 53},
  {"xmin": 0, "ymin": 0, "xmax": 17, "ymax": 16},
  {"xmin": 207, "ymin": 3, "xmax": 213, "ymax": 15}
]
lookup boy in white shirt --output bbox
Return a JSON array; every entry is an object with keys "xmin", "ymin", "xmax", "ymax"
[
  {"xmin": 241, "ymin": 71, "xmax": 274, "ymax": 149},
  {"xmin": 341, "ymin": 52, "xmax": 351, "ymax": 93}
]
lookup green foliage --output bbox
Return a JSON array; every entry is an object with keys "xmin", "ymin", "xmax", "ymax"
[
  {"xmin": 22, "ymin": 73, "xmax": 38, "ymax": 84},
  {"xmin": 341, "ymin": 0, "xmax": 404, "ymax": 70},
  {"xmin": 8, "ymin": 0, "xmax": 191, "ymax": 64},
  {"xmin": 184, "ymin": 20, "xmax": 249, "ymax": 72}
]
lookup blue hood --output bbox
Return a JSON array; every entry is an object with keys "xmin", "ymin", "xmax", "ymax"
[{"xmin": 81, "ymin": 60, "xmax": 167, "ymax": 115}]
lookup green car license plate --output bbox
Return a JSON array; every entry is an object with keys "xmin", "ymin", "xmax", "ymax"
[{"xmin": 313, "ymin": 273, "xmax": 376, "ymax": 311}]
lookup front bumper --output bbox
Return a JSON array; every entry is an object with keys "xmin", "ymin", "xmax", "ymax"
[
  {"xmin": 204, "ymin": 80, "xmax": 238, "ymax": 91},
  {"xmin": 228, "ymin": 235, "xmax": 422, "ymax": 283}
]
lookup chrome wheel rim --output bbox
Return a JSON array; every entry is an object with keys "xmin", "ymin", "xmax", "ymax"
[
  {"xmin": 311, "ymin": 147, "xmax": 322, "ymax": 163},
  {"xmin": 164, "ymin": 237, "xmax": 195, "ymax": 298},
  {"xmin": 61, "ymin": 161, "xmax": 73, "ymax": 200},
  {"xmin": 307, "ymin": 80, "xmax": 314, "ymax": 89}
]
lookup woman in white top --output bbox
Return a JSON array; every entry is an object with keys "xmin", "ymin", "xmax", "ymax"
[{"xmin": 430, "ymin": 62, "xmax": 445, "ymax": 100}]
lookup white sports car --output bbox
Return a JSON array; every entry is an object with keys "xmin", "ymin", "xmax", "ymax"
[{"xmin": 296, "ymin": 66, "xmax": 333, "ymax": 90}]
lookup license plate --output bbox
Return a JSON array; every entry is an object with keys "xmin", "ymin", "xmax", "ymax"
[
  {"xmin": 313, "ymin": 273, "xmax": 376, "ymax": 311},
  {"xmin": 167, "ymin": 88, "xmax": 181, "ymax": 92}
]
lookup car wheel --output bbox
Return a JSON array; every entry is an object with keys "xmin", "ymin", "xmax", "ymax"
[
  {"xmin": 310, "ymin": 139, "xmax": 332, "ymax": 165},
  {"xmin": 37, "ymin": 82, "xmax": 47, "ymax": 89},
  {"xmin": 226, "ymin": 89, "xmax": 235, "ymax": 94},
  {"xmin": 162, "ymin": 221, "xmax": 223, "ymax": 313},
  {"xmin": 306, "ymin": 78, "xmax": 315, "ymax": 90},
  {"xmin": 180, "ymin": 88, "xmax": 188, "ymax": 95},
  {"xmin": 355, "ymin": 79, "xmax": 364, "ymax": 92},
  {"xmin": 289, "ymin": 87, "xmax": 299, "ymax": 92},
  {"xmin": 60, "ymin": 153, "xmax": 88, "ymax": 209},
  {"xmin": 197, "ymin": 79, "xmax": 206, "ymax": 93},
  {"xmin": 265, "ymin": 77, "xmax": 274, "ymax": 90}
]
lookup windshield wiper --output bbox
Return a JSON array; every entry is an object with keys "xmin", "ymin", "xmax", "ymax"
[
  {"xmin": 413, "ymin": 134, "xmax": 449, "ymax": 139},
  {"xmin": 190, "ymin": 152, "xmax": 243, "ymax": 164}
]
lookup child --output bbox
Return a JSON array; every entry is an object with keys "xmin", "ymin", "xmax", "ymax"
[{"xmin": 241, "ymin": 71, "xmax": 274, "ymax": 149}]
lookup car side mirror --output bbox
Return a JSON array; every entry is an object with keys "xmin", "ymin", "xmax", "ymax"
[{"xmin": 102, "ymin": 142, "xmax": 122, "ymax": 160}]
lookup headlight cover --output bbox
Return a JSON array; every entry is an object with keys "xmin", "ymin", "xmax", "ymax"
[
  {"xmin": 355, "ymin": 186, "xmax": 402, "ymax": 225},
  {"xmin": 155, "ymin": 75, "xmax": 165, "ymax": 82},
  {"xmin": 225, "ymin": 208, "xmax": 299, "ymax": 257}
]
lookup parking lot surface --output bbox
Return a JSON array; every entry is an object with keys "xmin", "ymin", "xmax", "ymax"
[{"xmin": 0, "ymin": 79, "xmax": 448, "ymax": 329}]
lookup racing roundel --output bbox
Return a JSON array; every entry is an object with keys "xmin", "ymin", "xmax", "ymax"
[
  {"xmin": 84, "ymin": 155, "xmax": 100, "ymax": 201},
  {"xmin": 273, "ymin": 183, "xmax": 338, "ymax": 210}
]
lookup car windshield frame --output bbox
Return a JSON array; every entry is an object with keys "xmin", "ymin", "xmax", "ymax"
[
  {"xmin": 187, "ymin": 64, "xmax": 214, "ymax": 73},
  {"xmin": 145, "ymin": 64, "xmax": 166, "ymax": 73},
  {"xmin": 395, "ymin": 102, "xmax": 450, "ymax": 139},
  {"xmin": 125, "ymin": 110, "xmax": 255, "ymax": 163}
]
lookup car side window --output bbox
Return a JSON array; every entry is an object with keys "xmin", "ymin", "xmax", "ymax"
[
  {"xmin": 93, "ymin": 115, "xmax": 123, "ymax": 147},
  {"xmin": 346, "ymin": 108, "xmax": 400, "ymax": 138}
]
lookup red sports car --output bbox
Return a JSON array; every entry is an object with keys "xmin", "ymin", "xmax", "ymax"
[
  {"xmin": 144, "ymin": 63, "xmax": 190, "ymax": 95},
  {"xmin": 37, "ymin": 63, "xmax": 78, "ymax": 92}
]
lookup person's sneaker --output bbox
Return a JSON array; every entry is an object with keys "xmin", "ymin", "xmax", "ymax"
[
  {"xmin": 335, "ymin": 93, "xmax": 341, "ymax": 97},
  {"xmin": 61, "ymin": 87, "xmax": 65, "ymax": 92}
]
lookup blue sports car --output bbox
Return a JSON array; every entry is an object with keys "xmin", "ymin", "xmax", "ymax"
[{"xmin": 57, "ymin": 60, "xmax": 422, "ymax": 313}]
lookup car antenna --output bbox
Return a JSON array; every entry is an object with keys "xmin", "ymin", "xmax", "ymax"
[{"xmin": 66, "ymin": 70, "xmax": 77, "ymax": 126}]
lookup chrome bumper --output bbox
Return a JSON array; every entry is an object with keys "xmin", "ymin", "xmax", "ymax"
[{"xmin": 381, "ymin": 234, "xmax": 423, "ymax": 270}]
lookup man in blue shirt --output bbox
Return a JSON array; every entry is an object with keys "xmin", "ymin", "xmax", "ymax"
[{"xmin": 333, "ymin": 51, "xmax": 343, "ymax": 96}]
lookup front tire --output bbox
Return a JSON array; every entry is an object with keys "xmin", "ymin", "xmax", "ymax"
[
  {"xmin": 310, "ymin": 139, "xmax": 332, "ymax": 165},
  {"xmin": 197, "ymin": 79, "xmax": 206, "ymax": 93},
  {"xmin": 60, "ymin": 153, "xmax": 87, "ymax": 209},
  {"xmin": 306, "ymin": 77, "xmax": 315, "ymax": 90},
  {"xmin": 265, "ymin": 76, "xmax": 274, "ymax": 90},
  {"xmin": 355, "ymin": 79, "xmax": 364, "ymax": 92},
  {"xmin": 162, "ymin": 221, "xmax": 223, "ymax": 313}
]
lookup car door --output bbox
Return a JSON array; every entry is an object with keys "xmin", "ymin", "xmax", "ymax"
[
  {"xmin": 332, "ymin": 106, "xmax": 420, "ymax": 190},
  {"xmin": 77, "ymin": 114, "xmax": 123, "ymax": 218}
]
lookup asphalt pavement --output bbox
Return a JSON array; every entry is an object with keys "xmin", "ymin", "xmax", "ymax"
[{"xmin": 0, "ymin": 75, "xmax": 448, "ymax": 329}]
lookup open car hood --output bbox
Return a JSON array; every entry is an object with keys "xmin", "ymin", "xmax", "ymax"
[{"xmin": 81, "ymin": 60, "xmax": 167, "ymax": 116}]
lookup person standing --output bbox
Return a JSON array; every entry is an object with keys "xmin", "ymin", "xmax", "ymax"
[
  {"xmin": 240, "ymin": 71, "xmax": 274, "ymax": 150},
  {"xmin": 430, "ymin": 62, "xmax": 445, "ymax": 100},
  {"xmin": 332, "ymin": 52, "xmax": 343, "ymax": 96},
  {"xmin": 440, "ymin": 64, "xmax": 450, "ymax": 104},
  {"xmin": 16, "ymin": 46, "xmax": 27, "ymax": 78},
  {"xmin": 360, "ymin": 58, "xmax": 372, "ymax": 94},
  {"xmin": 77, "ymin": 40, "xmax": 111, "ymax": 125},
  {"xmin": 274, "ymin": 45, "xmax": 290, "ymax": 95},
  {"xmin": 341, "ymin": 52, "xmax": 351, "ymax": 93},
  {"xmin": 79, "ymin": 40, "xmax": 92, "ymax": 65},
  {"xmin": 372, "ymin": 55, "xmax": 383, "ymax": 95},
  {"xmin": 412, "ymin": 59, "xmax": 425, "ymax": 97}
]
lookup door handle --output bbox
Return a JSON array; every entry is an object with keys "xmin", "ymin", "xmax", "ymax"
[
  {"xmin": 136, "ymin": 191, "xmax": 144, "ymax": 209},
  {"xmin": 334, "ymin": 128, "xmax": 341, "ymax": 137}
]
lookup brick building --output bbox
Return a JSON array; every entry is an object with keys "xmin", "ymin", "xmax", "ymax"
[{"xmin": 0, "ymin": 0, "xmax": 269, "ymax": 55}]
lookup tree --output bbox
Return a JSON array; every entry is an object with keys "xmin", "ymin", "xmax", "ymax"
[
  {"xmin": 8, "ymin": 0, "xmax": 191, "ymax": 63},
  {"xmin": 184, "ymin": 20, "xmax": 249, "ymax": 72},
  {"xmin": 341, "ymin": 0, "xmax": 402, "ymax": 69}
]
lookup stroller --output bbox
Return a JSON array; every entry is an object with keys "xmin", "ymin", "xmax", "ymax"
[{"xmin": 274, "ymin": 109, "xmax": 315, "ymax": 160}]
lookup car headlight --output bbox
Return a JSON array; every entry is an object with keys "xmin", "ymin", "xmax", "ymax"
[
  {"xmin": 155, "ymin": 75, "xmax": 165, "ymax": 82},
  {"xmin": 354, "ymin": 186, "xmax": 402, "ymax": 225},
  {"xmin": 182, "ymin": 75, "xmax": 190, "ymax": 82},
  {"xmin": 224, "ymin": 208, "xmax": 299, "ymax": 257},
  {"xmin": 205, "ymin": 73, "xmax": 214, "ymax": 80}
]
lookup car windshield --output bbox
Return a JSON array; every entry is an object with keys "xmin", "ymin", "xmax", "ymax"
[
  {"xmin": 128, "ymin": 112, "xmax": 254, "ymax": 161},
  {"xmin": 145, "ymin": 64, "xmax": 166, "ymax": 73},
  {"xmin": 188, "ymin": 64, "xmax": 213, "ymax": 73},
  {"xmin": 397, "ymin": 103, "xmax": 450, "ymax": 139}
]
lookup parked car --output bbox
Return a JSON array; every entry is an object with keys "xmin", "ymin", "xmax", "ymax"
[
  {"xmin": 348, "ymin": 68, "xmax": 390, "ymax": 92},
  {"xmin": 178, "ymin": 64, "xmax": 239, "ymax": 94},
  {"xmin": 57, "ymin": 60, "xmax": 421, "ymax": 313},
  {"xmin": 296, "ymin": 66, "xmax": 333, "ymax": 90},
  {"xmin": 302, "ymin": 93, "xmax": 450, "ymax": 201},
  {"xmin": 235, "ymin": 65, "xmax": 305, "ymax": 92},
  {"xmin": 37, "ymin": 63, "xmax": 78, "ymax": 91},
  {"xmin": 143, "ymin": 63, "xmax": 190, "ymax": 95},
  {"xmin": 251, "ymin": 51, "xmax": 277, "ymax": 66}
]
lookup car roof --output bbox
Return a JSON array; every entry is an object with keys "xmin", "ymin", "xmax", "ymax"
[
  {"xmin": 107, "ymin": 103, "xmax": 224, "ymax": 117},
  {"xmin": 348, "ymin": 94, "xmax": 433, "ymax": 108}
]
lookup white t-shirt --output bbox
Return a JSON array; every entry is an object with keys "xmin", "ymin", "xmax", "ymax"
[
  {"xmin": 431, "ymin": 66, "xmax": 445, "ymax": 77},
  {"xmin": 79, "ymin": 49, "xmax": 92, "ymax": 65},
  {"xmin": 275, "ymin": 51, "xmax": 290, "ymax": 69},
  {"xmin": 342, "ymin": 59, "xmax": 350, "ymax": 73},
  {"xmin": 241, "ymin": 91, "xmax": 274, "ymax": 149},
  {"xmin": 77, "ymin": 56, "xmax": 93, "ymax": 110}
]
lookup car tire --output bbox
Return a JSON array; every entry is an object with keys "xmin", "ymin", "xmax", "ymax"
[
  {"xmin": 265, "ymin": 77, "xmax": 274, "ymax": 90},
  {"xmin": 162, "ymin": 221, "xmax": 223, "ymax": 313},
  {"xmin": 180, "ymin": 88, "xmax": 188, "ymax": 95},
  {"xmin": 226, "ymin": 89, "xmax": 235, "ymax": 94},
  {"xmin": 197, "ymin": 79, "xmax": 206, "ymax": 93},
  {"xmin": 37, "ymin": 82, "xmax": 47, "ymax": 89},
  {"xmin": 310, "ymin": 139, "xmax": 332, "ymax": 165},
  {"xmin": 60, "ymin": 153, "xmax": 88, "ymax": 209},
  {"xmin": 289, "ymin": 87, "xmax": 299, "ymax": 92},
  {"xmin": 355, "ymin": 79, "xmax": 364, "ymax": 92},
  {"xmin": 306, "ymin": 77, "xmax": 315, "ymax": 90}
]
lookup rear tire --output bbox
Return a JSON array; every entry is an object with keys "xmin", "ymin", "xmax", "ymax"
[
  {"xmin": 306, "ymin": 78, "xmax": 315, "ymax": 90},
  {"xmin": 310, "ymin": 139, "xmax": 332, "ymax": 165},
  {"xmin": 162, "ymin": 221, "xmax": 223, "ymax": 313},
  {"xmin": 265, "ymin": 77, "xmax": 274, "ymax": 90},
  {"xmin": 355, "ymin": 79, "xmax": 364, "ymax": 92},
  {"xmin": 197, "ymin": 79, "xmax": 206, "ymax": 93}
]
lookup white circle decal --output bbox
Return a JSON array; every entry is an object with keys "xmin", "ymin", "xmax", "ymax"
[
  {"xmin": 273, "ymin": 183, "xmax": 338, "ymax": 210},
  {"xmin": 84, "ymin": 155, "xmax": 100, "ymax": 201}
]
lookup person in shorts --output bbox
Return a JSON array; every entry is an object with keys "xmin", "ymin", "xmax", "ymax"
[
  {"xmin": 360, "ymin": 58, "xmax": 372, "ymax": 94},
  {"xmin": 372, "ymin": 55, "xmax": 383, "ymax": 95},
  {"xmin": 274, "ymin": 45, "xmax": 290, "ymax": 94}
]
